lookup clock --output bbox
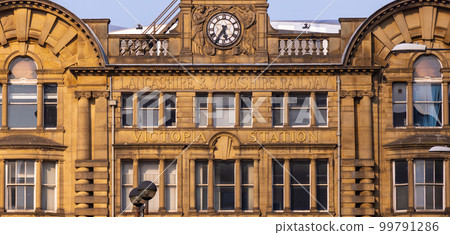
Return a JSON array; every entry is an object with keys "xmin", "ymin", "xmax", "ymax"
[{"xmin": 206, "ymin": 12, "xmax": 242, "ymax": 48}]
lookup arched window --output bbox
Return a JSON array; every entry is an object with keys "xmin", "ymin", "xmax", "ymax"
[
  {"xmin": 8, "ymin": 57, "xmax": 38, "ymax": 128},
  {"xmin": 412, "ymin": 55, "xmax": 442, "ymax": 127}
]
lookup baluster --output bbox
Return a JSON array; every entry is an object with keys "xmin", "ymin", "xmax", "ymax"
[
  {"xmin": 135, "ymin": 40, "xmax": 143, "ymax": 56},
  {"xmin": 315, "ymin": 39, "xmax": 321, "ymax": 55},
  {"xmin": 322, "ymin": 39, "xmax": 329, "ymax": 55},
  {"xmin": 279, "ymin": 40, "xmax": 285, "ymax": 55},
  {"xmin": 162, "ymin": 40, "xmax": 169, "ymax": 56},
  {"xmin": 294, "ymin": 39, "xmax": 300, "ymax": 56},
  {"xmin": 287, "ymin": 39, "xmax": 293, "ymax": 56},
  {"xmin": 127, "ymin": 40, "xmax": 134, "ymax": 56},
  {"xmin": 120, "ymin": 40, "xmax": 128, "ymax": 56},
  {"xmin": 308, "ymin": 39, "xmax": 314, "ymax": 55},
  {"xmin": 301, "ymin": 39, "xmax": 307, "ymax": 55},
  {"xmin": 142, "ymin": 40, "xmax": 149, "ymax": 56},
  {"xmin": 149, "ymin": 39, "xmax": 157, "ymax": 56},
  {"xmin": 156, "ymin": 40, "xmax": 162, "ymax": 56}
]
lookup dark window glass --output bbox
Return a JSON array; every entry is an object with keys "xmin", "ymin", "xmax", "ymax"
[
  {"xmin": 272, "ymin": 93, "xmax": 284, "ymax": 126},
  {"xmin": 195, "ymin": 161, "xmax": 208, "ymax": 211},
  {"xmin": 291, "ymin": 186, "xmax": 310, "ymax": 210},
  {"xmin": 164, "ymin": 93, "xmax": 176, "ymax": 127},
  {"xmin": 272, "ymin": 186, "xmax": 284, "ymax": 211},
  {"xmin": 240, "ymin": 94, "xmax": 252, "ymax": 127},
  {"xmin": 214, "ymin": 161, "xmax": 235, "ymax": 211},
  {"xmin": 195, "ymin": 94, "xmax": 208, "ymax": 127},
  {"xmin": 395, "ymin": 186, "xmax": 408, "ymax": 211},
  {"xmin": 317, "ymin": 186, "xmax": 328, "ymax": 210},
  {"xmin": 214, "ymin": 161, "xmax": 234, "ymax": 185},
  {"xmin": 315, "ymin": 93, "xmax": 328, "ymax": 126},
  {"xmin": 44, "ymin": 84, "xmax": 57, "ymax": 128},
  {"xmin": 290, "ymin": 161, "xmax": 309, "ymax": 184},
  {"xmin": 435, "ymin": 160, "xmax": 443, "ymax": 183},
  {"xmin": 273, "ymin": 160, "xmax": 284, "ymax": 185},
  {"xmin": 121, "ymin": 94, "xmax": 133, "ymax": 127},
  {"xmin": 395, "ymin": 161, "xmax": 408, "ymax": 184},
  {"xmin": 393, "ymin": 83, "xmax": 407, "ymax": 127},
  {"xmin": 289, "ymin": 93, "xmax": 310, "ymax": 126},
  {"xmin": 138, "ymin": 92, "xmax": 159, "ymax": 127},
  {"xmin": 316, "ymin": 160, "xmax": 327, "ymax": 185}
]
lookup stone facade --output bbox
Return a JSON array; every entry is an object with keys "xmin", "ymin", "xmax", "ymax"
[{"xmin": 0, "ymin": 0, "xmax": 448, "ymax": 217}]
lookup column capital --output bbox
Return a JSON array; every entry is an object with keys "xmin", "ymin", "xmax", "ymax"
[
  {"xmin": 92, "ymin": 91, "xmax": 110, "ymax": 99},
  {"xmin": 74, "ymin": 91, "xmax": 92, "ymax": 99},
  {"xmin": 339, "ymin": 90, "xmax": 357, "ymax": 98},
  {"xmin": 356, "ymin": 90, "xmax": 375, "ymax": 98}
]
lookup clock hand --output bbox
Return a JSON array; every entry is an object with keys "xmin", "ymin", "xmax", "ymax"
[{"xmin": 215, "ymin": 25, "xmax": 228, "ymax": 43}]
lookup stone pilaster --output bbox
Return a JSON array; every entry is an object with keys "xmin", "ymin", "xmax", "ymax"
[
  {"xmin": 207, "ymin": 159, "xmax": 214, "ymax": 212},
  {"xmin": 0, "ymin": 159, "xmax": 5, "ymax": 212}
]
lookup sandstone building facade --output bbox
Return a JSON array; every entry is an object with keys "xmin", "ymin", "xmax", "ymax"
[{"xmin": 0, "ymin": 0, "xmax": 449, "ymax": 217}]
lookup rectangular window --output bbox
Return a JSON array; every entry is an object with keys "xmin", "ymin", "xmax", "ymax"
[
  {"xmin": 393, "ymin": 83, "xmax": 407, "ymax": 127},
  {"xmin": 164, "ymin": 93, "xmax": 176, "ymax": 127},
  {"xmin": 213, "ymin": 94, "xmax": 235, "ymax": 127},
  {"xmin": 139, "ymin": 161, "xmax": 159, "ymax": 212},
  {"xmin": 289, "ymin": 93, "xmax": 311, "ymax": 127},
  {"xmin": 121, "ymin": 94, "xmax": 134, "ymax": 127},
  {"xmin": 121, "ymin": 161, "xmax": 133, "ymax": 212},
  {"xmin": 316, "ymin": 160, "xmax": 328, "ymax": 211},
  {"xmin": 413, "ymin": 83, "xmax": 442, "ymax": 127},
  {"xmin": 394, "ymin": 160, "xmax": 408, "ymax": 211},
  {"xmin": 195, "ymin": 94, "xmax": 208, "ymax": 127},
  {"xmin": 164, "ymin": 161, "xmax": 177, "ymax": 212},
  {"xmin": 414, "ymin": 159, "xmax": 444, "ymax": 210},
  {"xmin": 272, "ymin": 93, "xmax": 284, "ymax": 127},
  {"xmin": 6, "ymin": 160, "xmax": 35, "ymax": 211},
  {"xmin": 8, "ymin": 85, "xmax": 37, "ymax": 128},
  {"xmin": 290, "ymin": 161, "xmax": 310, "ymax": 211},
  {"xmin": 315, "ymin": 93, "xmax": 328, "ymax": 127},
  {"xmin": 214, "ymin": 161, "xmax": 235, "ymax": 211},
  {"xmin": 272, "ymin": 160, "xmax": 284, "ymax": 211},
  {"xmin": 195, "ymin": 161, "xmax": 208, "ymax": 211},
  {"xmin": 138, "ymin": 92, "xmax": 159, "ymax": 128},
  {"xmin": 240, "ymin": 94, "xmax": 252, "ymax": 127},
  {"xmin": 241, "ymin": 161, "xmax": 254, "ymax": 211},
  {"xmin": 43, "ymin": 85, "xmax": 57, "ymax": 128},
  {"xmin": 41, "ymin": 161, "xmax": 56, "ymax": 212}
]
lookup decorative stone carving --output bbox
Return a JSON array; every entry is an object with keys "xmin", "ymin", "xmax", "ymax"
[
  {"xmin": 74, "ymin": 91, "xmax": 92, "ymax": 99},
  {"xmin": 356, "ymin": 90, "xmax": 375, "ymax": 98},
  {"xmin": 212, "ymin": 135, "xmax": 238, "ymax": 160},
  {"xmin": 191, "ymin": 5, "xmax": 256, "ymax": 56},
  {"xmin": 339, "ymin": 91, "xmax": 357, "ymax": 98},
  {"xmin": 92, "ymin": 91, "xmax": 110, "ymax": 99},
  {"xmin": 340, "ymin": 90, "xmax": 375, "ymax": 98}
]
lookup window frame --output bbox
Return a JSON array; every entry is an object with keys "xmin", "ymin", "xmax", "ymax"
[
  {"xmin": 413, "ymin": 159, "xmax": 445, "ymax": 211},
  {"xmin": 290, "ymin": 160, "xmax": 311, "ymax": 212},
  {"xmin": 164, "ymin": 93, "xmax": 177, "ymax": 128},
  {"xmin": 213, "ymin": 161, "xmax": 236, "ymax": 212},
  {"xmin": 393, "ymin": 160, "xmax": 409, "ymax": 212},
  {"xmin": 316, "ymin": 160, "xmax": 329, "ymax": 211},
  {"xmin": 120, "ymin": 160, "xmax": 134, "ymax": 212},
  {"xmin": 392, "ymin": 83, "xmax": 408, "ymax": 128},
  {"xmin": 43, "ymin": 84, "xmax": 58, "ymax": 129},
  {"xmin": 121, "ymin": 93, "xmax": 134, "ymax": 128},
  {"xmin": 315, "ymin": 93, "xmax": 328, "ymax": 127},
  {"xmin": 137, "ymin": 92, "xmax": 160, "ymax": 128},
  {"xmin": 272, "ymin": 160, "xmax": 285, "ymax": 212},
  {"xmin": 5, "ymin": 160, "xmax": 36, "ymax": 212},
  {"xmin": 138, "ymin": 161, "xmax": 160, "ymax": 212},
  {"xmin": 164, "ymin": 160, "xmax": 177, "ymax": 212},
  {"xmin": 195, "ymin": 94, "xmax": 208, "ymax": 128},
  {"xmin": 41, "ymin": 161, "xmax": 57, "ymax": 212},
  {"xmin": 272, "ymin": 93, "xmax": 284, "ymax": 127},
  {"xmin": 288, "ymin": 93, "xmax": 311, "ymax": 127},
  {"xmin": 241, "ymin": 161, "xmax": 254, "ymax": 212},
  {"xmin": 213, "ymin": 93, "xmax": 236, "ymax": 128},
  {"xmin": 195, "ymin": 161, "xmax": 209, "ymax": 212},
  {"xmin": 240, "ymin": 94, "xmax": 253, "ymax": 128}
]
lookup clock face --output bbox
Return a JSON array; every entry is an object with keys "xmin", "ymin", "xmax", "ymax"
[{"xmin": 207, "ymin": 12, "xmax": 242, "ymax": 47}]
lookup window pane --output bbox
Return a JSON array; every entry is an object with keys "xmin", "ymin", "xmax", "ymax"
[
  {"xmin": 8, "ymin": 104, "xmax": 37, "ymax": 128},
  {"xmin": 435, "ymin": 186, "xmax": 443, "ymax": 210},
  {"xmin": 165, "ymin": 161, "xmax": 177, "ymax": 184},
  {"xmin": 413, "ymin": 104, "xmax": 442, "ymax": 127},
  {"xmin": 7, "ymin": 161, "xmax": 16, "ymax": 184},
  {"xmin": 139, "ymin": 93, "xmax": 159, "ymax": 108},
  {"xmin": 165, "ymin": 186, "xmax": 177, "ymax": 211},
  {"xmin": 198, "ymin": 109, "xmax": 208, "ymax": 127},
  {"xmin": 272, "ymin": 186, "xmax": 283, "ymax": 211},
  {"xmin": 273, "ymin": 161, "xmax": 284, "ymax": 185},
  {"xmin": 42, "ymin": 162, "xmax": 56, "ymax": 185},
  {"xmin": 214, "ymin": 186, "xmax": 234, "ymax": 210},
  {"xmin": 395, "ymin": 185, "xmax": 408, "ymax": 211},
  {"xmin": 213, "ymin": 94, "xmax": 235, "ymax": 109},
  {"xmin": 395, "ymin": 161, "xmax": 408, "ymax": 184},
  {"xmin": 121, "ymin": 109, "xmax": 133, "ymax": 127},
  {"xmin": 291, "ymin": 186, "xmax": 310, "ymax": 210},
  {"xmin": 393, "ymin": 83, "xmax": 407, "ymax": 102},
  {"xmin": 196, "ymin": 95, "xmax": 208, "ymax": 108},
  {"xmin": 195, "ymin": 161, "xmax": 208, "ymax": 185},
  {"xmin": 242, "ymin": 187, "xmax": 253, "ymax": 211},
  {"xmin": 42, "ymin": 186, "xmax": 55, "ymax": 211},
  {"xmin": 26, "ymin": 161, "xmax": 34, "ymax": 184},
  {"xmin": 316, "ymin": 109, "xmax": 328, "ymax": 127},
  {"xmin": 44, "ymin": 104, "xmax": 57, "ymax": 128},
  {"xmin": 316, "ymin": 161, "xmax": 327, "ymax": 185},
  {"xmin": 240, "ymin": 109, "xmax": 252, "ymax": 127},
  {"xmin": 393, "ymin": 104, "xmax": 407, "ymax": 127},
  {"xmin": 214, "ymin": 161, "xmax": 234, "ymax": 185},
  {"xmin": 289, "ymin": 94, "xmax": 310, "ymax": 108},
  {"xmin": 18, "ymin": 161, "xmax": 25, "ymax": 183},
  {"xmin": 164, "ymin": 93, "xmax": 176, "ymax": 108},
  {"xmin": 196, "ymin": 187, "xmax": 208, "ymax": 211},
  {"xmin": 121, "ymin": 161, "xmax": 133, "ymax": 212},
  {"xmin": 139, "ymin": 161, "xmax": 159, "ymax": 184},
  {"xmin": 415, "ymin": 160, "xmax": 424, "ymax": 184},
  {"xmin": 214, "ymin": 108, "xmax": 235, "ymax": 127},
  {"xmin": 138, "ymin": 109, "xmax": 158, "ymax": 127},
  {"xmin": 290, "ymin": 161, "xmax": 309, "ymax": 185},
  {"xmin": 165, "ymin": 109, "xmax": 176, "ymax": 127},
  {"xmin": 316, "ymin": 93, "xmax": 327, "ymax": 107},
  {"xmin": 121, "ymin": 161, "xmax": 133, "ymax": 184},
  {"xmin": 413, "ymin": 55, "xmax": 442, "ymax": 79},
  {"xmin": 425, "ymin": 160, "xmax": 434, "ymax": 183},
  {"xmin": 17, "ymin": 186, "xmax": 25, "ymax": 210},
  {"xmin": 317, "ymin": 185, "xmax": 328, "ymax": 211},
  {"xmin": 415, "ymin": 185, "xmax": 424, "ymax": 209},
  {"xmin": 435, "ymin": 160, "xmax": 443, "ymax": 183},
  {"xmin": 8, "ymin": 85, "xmax": 37, "ymax": 102},
  {"xmin": 240, "ymin": 94, "xmax": 252, "ymax": 109},
  {"xmin": 8, "ymin": 57, "xmax": 37, "ymax": 80},
  {"xmin": 272, "ymin": 94, "xmax": 284, "ymax": 108},
  {"xmin": 241, "ymin": 161, "xmax": 254, "ymax": 185},
  {"xmin": 44, "ymin": 85, "xmax": 57, "ymax": 102},
  {"xmin": 425, "ymin": 185, "xmax": 433, "ymax": 209},
  {"xmin": 8, "ymin": 187, "xmax": 16, "ymax": 209},
  {"xmin": 272, "ymin": 109, "xmax": 283, "ymax": 126},
  {"xmin": 121, "ymin": 186, "xmax": 132, "ymax": 211},
  {"xmin": 289, "ymin": 109, "xmax": 311, "ymax": 126}
]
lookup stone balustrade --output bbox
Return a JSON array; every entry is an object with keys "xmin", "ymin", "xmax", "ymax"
[
  {"xmin": 120, "ymin": 38, "xmax": 169, "ymax": 57},
  {"xmin": 279, "ymin": 38, "xmax": 329, "ymax": 56}
]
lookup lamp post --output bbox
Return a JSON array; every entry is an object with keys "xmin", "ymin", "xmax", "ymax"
[{"xmin": 129, "ymin": 181, "xmax": 157, "ymax": 217}]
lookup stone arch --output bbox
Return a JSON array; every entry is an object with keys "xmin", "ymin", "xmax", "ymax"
[
  {"xmin": 342, "ymin": 0, "xmax": 450, "ymax": 66},
  {"xmin": 209, "ymin": 132, "xmax": 241, "ymax": 160},
  {"xmin": 0, "ymin": 0, "xmax": 107, "ymax": 69}
]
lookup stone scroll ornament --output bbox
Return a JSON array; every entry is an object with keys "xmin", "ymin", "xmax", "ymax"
[{"xmin": 192, "ymin": 5, "xmax": 256, "ymax": 56}]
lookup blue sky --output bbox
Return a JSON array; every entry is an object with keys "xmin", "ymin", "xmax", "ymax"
[{"xmin": 51, "ymin": 0, "xmax": 394, "ymax": 28}]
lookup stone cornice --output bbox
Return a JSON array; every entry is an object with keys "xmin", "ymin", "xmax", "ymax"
[{"xmin": 74, "ymin": 91, "xmax": 92, "ymax": 99}]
